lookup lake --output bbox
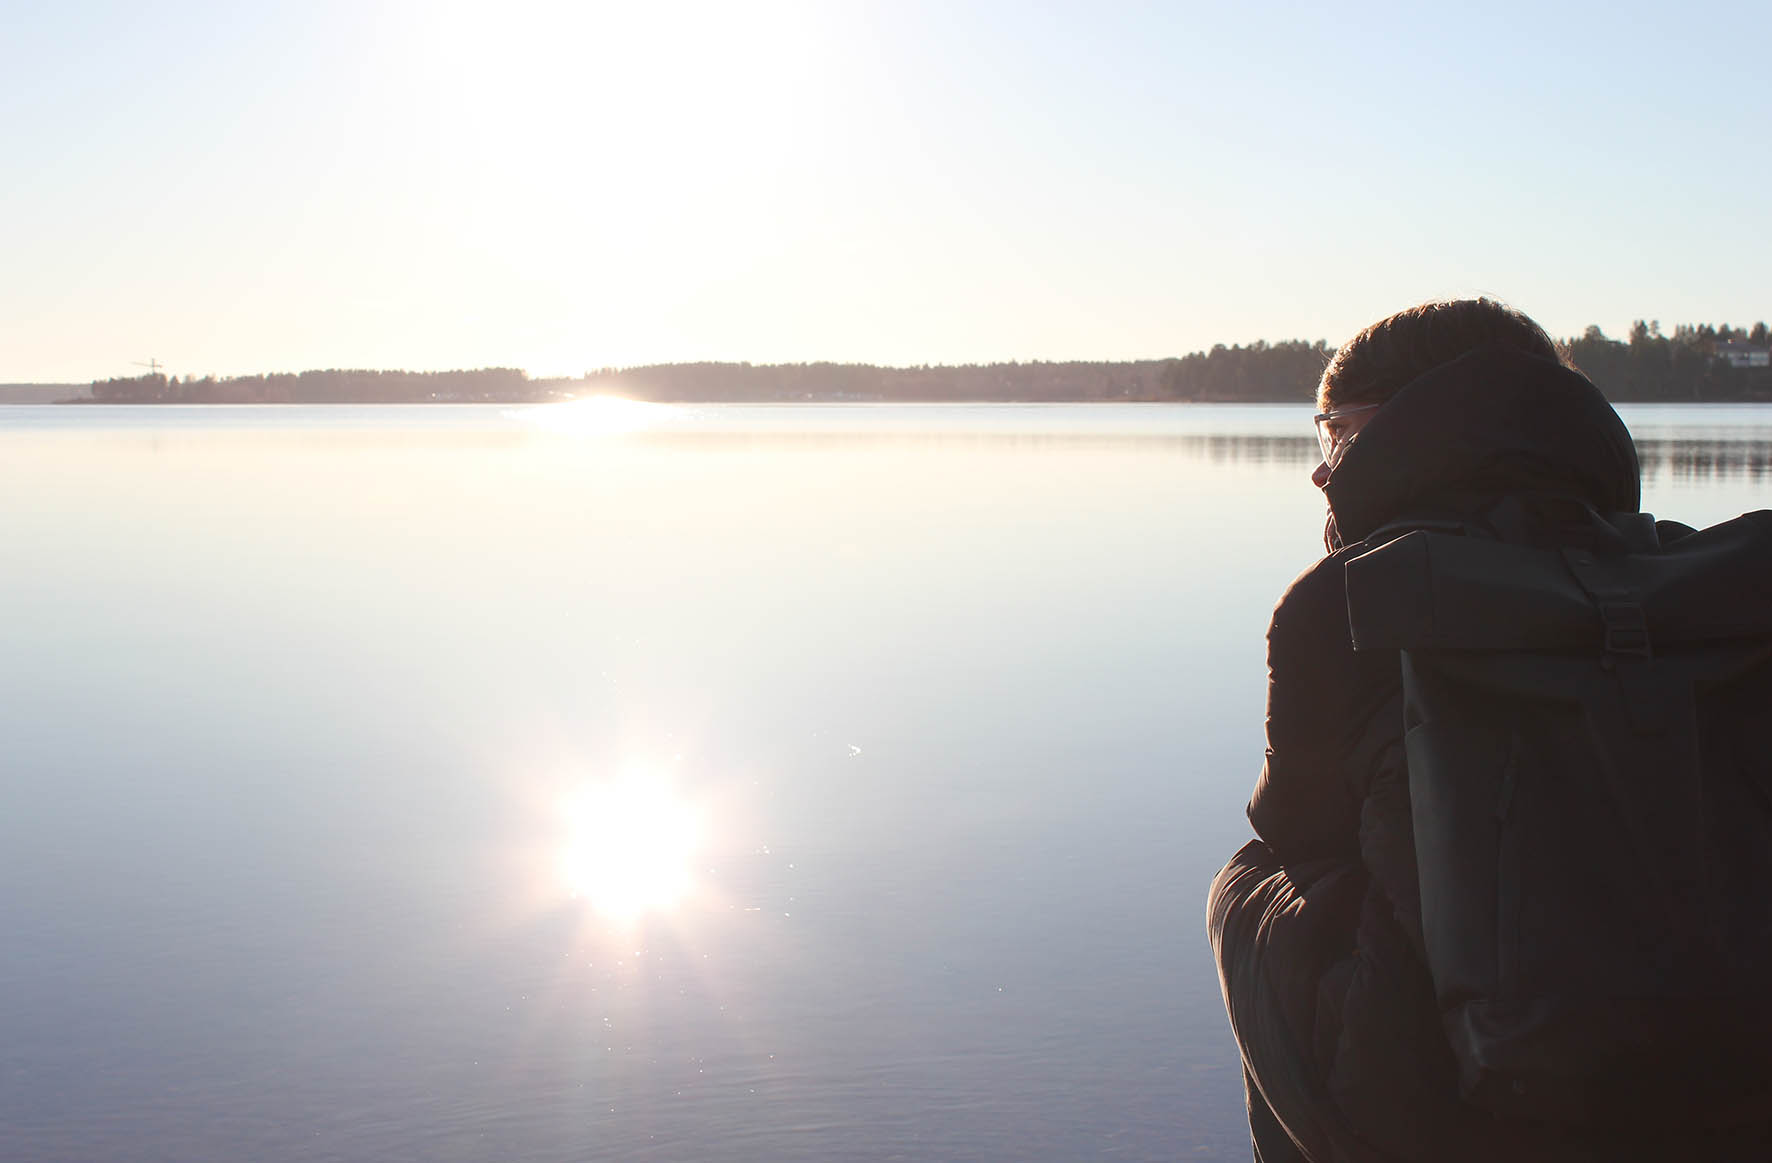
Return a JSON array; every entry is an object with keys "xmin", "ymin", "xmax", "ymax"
[{"xmin": 3, "ymin": 402, "xmax": 1769, "ymax": 1162}]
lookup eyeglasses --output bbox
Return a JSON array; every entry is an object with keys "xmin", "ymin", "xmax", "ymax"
[{"xmin": 1312, "ymin": 402, "xmax": 1381, "ymax": 465}]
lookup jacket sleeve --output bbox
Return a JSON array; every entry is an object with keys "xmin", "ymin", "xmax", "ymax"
[{"xmin": 1247, "ymin": 551, "xmax": 1399, "ymax": 864}]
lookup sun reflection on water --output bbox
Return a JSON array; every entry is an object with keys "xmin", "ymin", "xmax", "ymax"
[
  {"xmin": 561, "ymin": 771, "xmax": 703, "ymax": 922},
  {"xmin": 509, "ymin": 396, "xmax": 686, "ymax": 436}
]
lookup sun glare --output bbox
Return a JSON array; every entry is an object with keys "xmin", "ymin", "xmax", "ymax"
[
  {"xmin": 562, "ymin": 773, "xmax": 702, "ymax": 921},
  {"xmin": 512, "ymin": 396, "xmax": 686, "ymax": 436}
]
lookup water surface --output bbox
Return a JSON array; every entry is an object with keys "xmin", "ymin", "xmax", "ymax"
[{"xmin": 3, "ymin": 402, "xmax": 1767, "ymax": 1161}]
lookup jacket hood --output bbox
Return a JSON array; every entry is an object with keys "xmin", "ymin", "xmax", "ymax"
[{"xmin": 1323, "ymin": 344, "xmax": 1640, "ymax": 544}]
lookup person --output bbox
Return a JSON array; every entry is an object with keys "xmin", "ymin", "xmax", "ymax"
[{"xmin": 1205, "ymin": 298, "xmax": 1768, "ymax": 1161}]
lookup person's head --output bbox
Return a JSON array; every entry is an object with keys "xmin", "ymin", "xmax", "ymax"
[{"xmin": 1310, "ymin": 298, "xmax": 1575, "ymax": 488}]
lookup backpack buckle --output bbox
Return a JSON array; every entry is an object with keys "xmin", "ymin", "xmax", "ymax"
[{"xmin": 1599, "ymin": 601, "xmax": 1652, "ymax": 660}]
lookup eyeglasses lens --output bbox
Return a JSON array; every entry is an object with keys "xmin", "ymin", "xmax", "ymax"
[{"xmin": 1313, "ymin": 404, "xmax": 1377, "ymax": 466}]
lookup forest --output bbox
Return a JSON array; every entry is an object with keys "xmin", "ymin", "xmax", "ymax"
[
  {"xmin": 75, "ymin": 321, "xmax": 1771, "ymax": 405},
  {"xmin": 86, "ymin": 367, "xmax": 531, "ymax": 404},
  {"xmin": 1564, "ymin": 321, "xmax": 1771, "ymax": 402}
]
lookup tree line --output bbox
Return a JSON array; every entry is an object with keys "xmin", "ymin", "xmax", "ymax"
[
  {"xmin": 575, "ymin": 340, "xmax": 1338, "ymax": 403},
  {"xmin": 87, "ymin": 367, "xmax": 532, "ymax": 404},
  {"xmin": 77, "ymin": 321, "xmax": 1771, "ymax": 404},
  {"xmin": 1565, "ymin": 321, "xmax": 1770, "ymax": 402}
]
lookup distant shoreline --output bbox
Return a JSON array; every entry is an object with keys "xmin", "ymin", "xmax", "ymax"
[
  {"xmin": 24, "ymin": 396, "xmax": 1772, "ymax": 408},
  {"xmin": 20, "ymin": 326, "xmax": 1772, "ymax": 406}
]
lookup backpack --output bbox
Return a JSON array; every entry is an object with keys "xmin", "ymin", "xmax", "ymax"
[{"xmin": 1343, "ymin": 499, "xmax": 1772, "ymax": 1130}]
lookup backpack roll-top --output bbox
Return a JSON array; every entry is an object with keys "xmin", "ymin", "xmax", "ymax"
[{"xmin": 1345, "ymin": 508, "xmax": 1772, "ymax": 1130}]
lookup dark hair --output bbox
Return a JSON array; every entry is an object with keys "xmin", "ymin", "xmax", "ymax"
[{"xmin": 1318, "ymin": 298, "xmax": 1576, "ymax": 411}]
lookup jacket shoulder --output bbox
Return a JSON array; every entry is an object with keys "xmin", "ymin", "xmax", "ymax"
[
  {"xmin": 1251, "ymin": 545, "xmax": 1392, "ymax": 862},
  {"xmin": 1269, "ymin": 545, "xmax": 1364, "ymax": 642}
]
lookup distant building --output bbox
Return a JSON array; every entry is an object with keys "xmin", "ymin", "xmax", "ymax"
[{"xmin": 1716, "ymin": 341, "xmax": 1771, "ymax": 369}]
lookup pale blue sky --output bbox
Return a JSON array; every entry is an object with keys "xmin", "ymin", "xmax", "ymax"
[{"xmin": 3, "ymin": 0, "xmax": 1767, "ymax": 381}]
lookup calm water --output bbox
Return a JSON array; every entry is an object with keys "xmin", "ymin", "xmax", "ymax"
[{"xmin": 3, "ymin": 402, "xmax": 1769, "ymax": 1162}]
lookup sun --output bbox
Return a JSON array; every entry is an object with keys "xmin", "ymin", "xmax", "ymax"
[{"xmin": 561, "ymin": 772, "xmax": 702, "ymax": 921}]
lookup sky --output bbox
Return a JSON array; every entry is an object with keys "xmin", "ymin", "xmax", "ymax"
[{"xmin": 3, "ymin": 0, "xmax": 1768, "ymax": 382}]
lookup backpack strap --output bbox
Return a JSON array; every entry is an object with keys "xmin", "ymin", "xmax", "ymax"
[{"xmin": 1558, "ymin": 546, "xmax": 1666, "ymax": 733}]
